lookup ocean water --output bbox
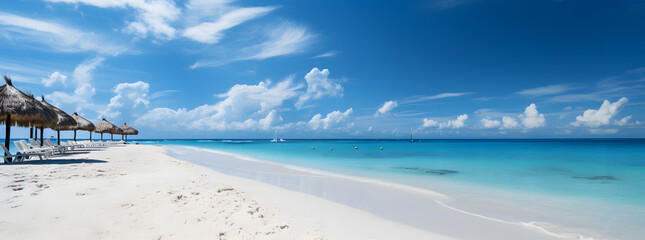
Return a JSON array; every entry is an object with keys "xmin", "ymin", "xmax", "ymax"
[{"xmin": 137, "ymin": 139, "xmax": 644, "ymax": 238}]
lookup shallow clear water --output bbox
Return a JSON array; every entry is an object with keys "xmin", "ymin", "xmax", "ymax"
[{"xmin": 146, "ymin": 139, "xmax": 645, "ymax": 238}]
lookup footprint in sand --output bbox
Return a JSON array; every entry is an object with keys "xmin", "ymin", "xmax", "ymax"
[
  {"xmin": 76, "ymin": 193, "xmax": 86, "ymax": 196},
  {"xmin": 217, "ymin": 188, "xmax": 234, "ymax": 193},
  {"xmin": 120, "ymin": 203, "xmax": 134, "ymax": 208}
]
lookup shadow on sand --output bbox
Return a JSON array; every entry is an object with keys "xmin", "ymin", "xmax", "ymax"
[{"xmin": 1, "ymin": 158, "xmax": 108, "ymax": 165}]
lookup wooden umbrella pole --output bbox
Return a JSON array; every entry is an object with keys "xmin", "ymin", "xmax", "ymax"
[
  {"xmin": 4, "ymin": 114, "xmax": 11, "ymax": 163},
  {"xmin": 57, "ymin": 130, "xmax": 60, "ymax": 145},
  {"xmin": 30, "ymin": 127, "xmax": 33, "ymax": 138},
  {"xmin": 74, "ymin": 130, "xmax": 77, "ymax": 142},
  {"xmin": 40, "ymin": 127, "xmax": 44, "ymax": 147}
]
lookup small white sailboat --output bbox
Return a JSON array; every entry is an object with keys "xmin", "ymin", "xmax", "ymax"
[
  {"xmin": 271, "ymin": 130, "xmax": 286, "ymax": 143},
  {"xmin": 409, "ymin": 130, "xmax": 417, "ymax": 142}
]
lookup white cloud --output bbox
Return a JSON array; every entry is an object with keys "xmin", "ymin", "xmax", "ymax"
[
  {"xmin": 477, "ymin": 104, "xmax": 545, "ymax": 130},
  {"xmin": 422, "ymin": 118, "xmax": 438, "ymax": 128},
  {"xmin": 520, "ymin": 103, "xmax": 546, "ymax": 129},
  {"xmin": 589, "ymin": 129, "xmax": 619, "ymax": 134},
  {"xmin": 296, "ymin": 68, "xmax": 343, "ymax": 109},
  {"xmin": 150, "ymin": 89, "xmax": 180, "ymax": 99},
  {"xmin": 102, "ymin": 81, "xmax": 150, "ymax": 119},
  {"xmin": 308, "ymin": 108, "xmax": 353, "ymax": 130},
  {"xmin": 614, "ymin": 115, "xmax": 632, "ymax": 126},
  {"xmin": 401, "ymin": 92, "xmax": 470, "ymax": 104},
  {"xmin": 48, "ymin": 57, "xmax": 104, "ymax": 113},
  {"xmin": 516, "ymin": 84, "xmax": 573, "ymax": 96},
  {"xmin": 0, "ymin": 11, "xmax": 127, "ymax": 54},
  {"xmin": 481, "ymin": 118, "xmax": 501, "ymax": 128},
  {"xmin": 367, "ymin": 126, "xmax": 373, "ymax": 131},
  {"xmin": 47, "ymin": 0, "xmax": 181, "ymax": 40},
  {"xmin": 439, "ymin": 114, "xmax": 468, "ymax": 129},
  {"xmin": 183, "ymin": 6, "xmax": 276, "ymax": 44},
  {"xmin": 245, "ymin": 22, "xmax": 314, "ymax": 60},
  {"xmin": 137, "ymin": 77, "xmax": 302, "ymax": 131},
  {"xmin": 502, "ymin": 116, "xmax": 519, "ymax": 129},
  {"xmin": 572, "ymin": 97, "xmax": 628, "ymax": 127},
  {"xmin": 312, "ymin": 50, "xmax": 339, "ymax": 58},
  {"xmin": 191, "ymin": 21, "xmax": 314, "ymax": 68},
  {"xmin": 374, "ymin": 100, "xmax": 398, "ymax": 117},
  {"xmin": 42, "ymin": 72, "xmax": 68, "ymax": 87},
  {"xmin": 258, "ymin": 110, "xmax": 282, "ymax": 131}
]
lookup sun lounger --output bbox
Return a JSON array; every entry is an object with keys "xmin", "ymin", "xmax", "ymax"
[
  {"xmin": 28, "ymin": 139, "xmax": 62, "ymax": 154},
  {"xmin": 44, "ymin": 139, "xmax": 67, "ymax": 153},
  {"xmin": 3, "ymin": 144, "xmax": 46, "ymax": 163},
  {"xmin": 16, "ymin": 140, "xmax": 54, "ymax": 158}
]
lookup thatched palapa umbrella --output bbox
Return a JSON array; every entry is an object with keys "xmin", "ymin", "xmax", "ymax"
[
  {"xmin": 118, "ymin": 123, "xmax": 138, "ymax": 142},
  {"xmin": 0, "ymin": 76, "xmax": 57, "ymax": 162},
  {"xmin": 71, "ymin": 113, "xmax": 95, "ymax": 141},
  {"xmin": 94, "ymin": 118, "xmax": 117, "ymax": 141},
  {"xmin": 40, "ymin": 96, "xmax": 77, "ymax": 145},
  {"xmin": 111, "ymin": 127, "xmax": 123, "ymax": 141}
]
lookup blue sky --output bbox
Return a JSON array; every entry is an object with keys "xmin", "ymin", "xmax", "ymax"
[{"xmin": 1, "ymin": 0, "xmax": 644, "ymax": 139}]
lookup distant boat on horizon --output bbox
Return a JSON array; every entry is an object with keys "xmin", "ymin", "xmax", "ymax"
[{"xmin": 271, "ymin": 130, "xmax": 286, "ymax": 143}]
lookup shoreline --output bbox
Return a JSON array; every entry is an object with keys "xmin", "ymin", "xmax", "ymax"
[
  {"xmin": 163, "ymin": 144, "xmax": 576, "ymax": 240},
  {"xmin": 0, "ymin": 144, "xmax": 452, "ymax": 239},
  {"xmin": 0, "ymin": 144, "xmax": 614, "ymax": 239}
]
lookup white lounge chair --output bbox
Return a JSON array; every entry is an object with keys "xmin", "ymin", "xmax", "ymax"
[
  {"xmin": 44, "ymin": 139, "xmax": 67, "ymax": 153},
  {"xmin": 2, "ymin": 144, "xmax": 46, "ymax": 163},
  {"xmin": 16, "ymin": 141, "xmax": 54, "ymax": 158},
  {"xmin": 84, "ymin": 140, "xmax": 107, "ymax": 147},
  {"xmin": 28, "ymin": 139, "xmax": 61, "ymax": 154},
  {"xmin": 64, "ymin": 141, "xmax": 84, "ymax": 150}
]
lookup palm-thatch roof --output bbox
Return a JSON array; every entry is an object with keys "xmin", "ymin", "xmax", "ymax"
[
  {"xmin": 119, "ymin": 123, "xmax": 139, "ymax": 135},
  {"xmin": 94, "ymin": 118, "xmax": 118, "ymax": 133},
  {"xmin": 40, "ymin": 96, "xmax": 77, "ymax": 130},
  {"xmin": 71, "ymin": 112, "xmax": 96, "ymax": 131},
  {"xmin": 0, "ymin": 76, "xmax": 57, "ymax": 127},
  {"xmin": 112, "ymin": 127, "xmax": 124, "ymax": 135}
]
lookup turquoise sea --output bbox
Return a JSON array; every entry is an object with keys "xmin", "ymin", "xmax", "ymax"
[
  {"xmin": 9, "ymin": 138, "xmax": 645, "ymax": 238},
  {"xmin": 141, "ymin": 139, "xmax": 645, "ymax": 239}
]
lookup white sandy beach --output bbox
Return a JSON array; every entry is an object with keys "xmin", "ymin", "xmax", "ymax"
[
  {"xmin": 0, "ymin": 144, "xmax": 460, "ymax": 240},
  {"xmin": 0, "ymin": 145, "xmax": 572, "ymax": 239}
]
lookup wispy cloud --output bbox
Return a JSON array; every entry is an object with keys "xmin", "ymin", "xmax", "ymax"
[
  {"xmin": 515, "ymin": 84, "xmax": 574, "ymax": 96},
  {"xmin": 183, "ymin": 6, "xmax": 277, "ymax": 44},
  {"xmin": 401, "ymin": 92, "xmax": 471, "ymax": 104},
  {"xmin": 0, "ymin": 11, "xmax": 129, "ymax": 55},
  {"xmin": 244, "ymin": 22, "xmax": 314, "ymax": 60},
  {"xmin": 544, "ymin": 68, "xmax": 645, "ymax": 103},
  {"xmin": 190, "ymin": 21, "xmax": 315, "ymax": 68},
  {"xmin": 46, "ymin": 0, "xmax": 181, "ymax": 40},
  {"xmin": 150, "ymin": 89, "xmax": 180, "ymax": 99},
  {"xmin": 312, "ymin": 50, "xmax": 339, "ymax": 58}
]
